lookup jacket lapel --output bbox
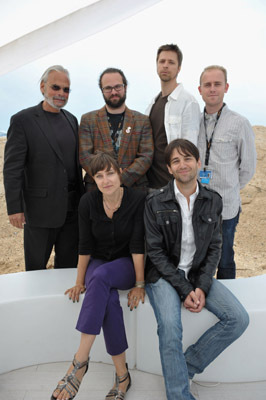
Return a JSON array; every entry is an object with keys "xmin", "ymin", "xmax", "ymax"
[
  {"xmin": 118, "ymin": 107, "xmax": 134, "ymax": 164},
  {"xmin": 62, "ymin": 109, "xmax": 77, "ymax": 140},
  {"xmin": 62, "ymin": 109, "xmax": 81, "ymax": 172},
  {"xmin": 34, "ymin": 103, "xmax": 64, "ymax": 162},
  {"xmin": 97, "ymin": 107, "xmax": 114, "ymax": 153}
]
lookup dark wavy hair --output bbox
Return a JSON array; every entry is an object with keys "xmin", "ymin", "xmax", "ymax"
[
  {"xmin": 98, "ymin": 67, "xmax": 128, "ymax": 89},
  {"xmin": 165, "ymin": 139, "xmax": 199, "ymax": 166}
]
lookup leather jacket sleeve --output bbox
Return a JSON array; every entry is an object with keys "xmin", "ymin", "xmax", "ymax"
[{"xmin": 191, "ymin": 211, "xmax": 222, "ymax": 295}]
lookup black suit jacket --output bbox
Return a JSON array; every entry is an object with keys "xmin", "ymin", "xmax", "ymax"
[{"xmin": 4, "ymin": 102, "xmax": 84, "ymax": 228}]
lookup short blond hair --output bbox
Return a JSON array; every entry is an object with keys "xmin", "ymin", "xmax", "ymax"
[{"xmin": 199, "ymin": 65, "xmax": 227, "ymax": 85}]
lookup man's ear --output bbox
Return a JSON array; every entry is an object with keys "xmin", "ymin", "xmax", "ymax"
[
  {"xmin": 167, "ymin": 164, "xmax": 173, "ymax": 175},
  {"xmin": 225, "ymin": 83, "xmax": 229, "ymax": 93},
  {"xmin": 40, "ymin": 81, "xmax": 44, "ymax": 95},
  {"xmin": 197, "ymin": 158, "xmax": 202, "ymax": 170},
  {"xmin": 198, "ymin": 85, "xmax": 202, "ymax": 95}
]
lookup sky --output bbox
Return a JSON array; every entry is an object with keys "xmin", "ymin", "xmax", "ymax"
[{"xmin": 0, "ymin": 0, "xmax": 265, "ymax": 133}]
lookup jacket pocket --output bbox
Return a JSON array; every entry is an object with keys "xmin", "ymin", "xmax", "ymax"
[
  {"xmin": 156, "ymin": 209, "xmax": 179, "ymax": 225},
  {"xmin": 211, "ymin": 137, "xmax": 236, "ymax": 161},
  {"xmin": 168, "ymin": 116, "xmax": 181, "ymax": 125},
  {"xmin": 198, "ymin": 213, "xmax": 219, "ymax": 241},
  {"xmin": 200, "ymin": 214, "xmax": 218, "ymax": 225}
]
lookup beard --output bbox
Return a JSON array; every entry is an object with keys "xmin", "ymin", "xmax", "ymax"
[
  {"xmin": 173, "ymin": 169, "xmax": 197, "ymax": 185},
  {"xmin": 43, "ymin": 93, "xmax": 68, "ymax": 110},
  {"xmin": 104, "ymin": 92, "xmax": 126, "ymax": 109}
]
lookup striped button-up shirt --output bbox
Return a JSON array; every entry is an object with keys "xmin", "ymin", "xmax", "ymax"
[{"xmin": 198, "ymin": 105, "xmax": 256, "ymax": 219}]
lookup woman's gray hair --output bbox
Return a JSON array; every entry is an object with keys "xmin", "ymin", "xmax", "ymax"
[{"xmin": 40, "ymin": 65, "xmax": 70, "ymax": 83}]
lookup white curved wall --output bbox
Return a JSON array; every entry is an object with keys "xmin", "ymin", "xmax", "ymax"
[{"xmin": 0, "ymin": 269, "xmax": 265, "ymax": 382}]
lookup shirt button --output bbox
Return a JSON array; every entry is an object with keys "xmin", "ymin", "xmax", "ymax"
[
  {"xmin": 208, "ymin": 218, "xmax": 212, "ymax": 222},
  {"xmin": 166, "ymin": 220, "xmax": 169, "ymax": 224}
]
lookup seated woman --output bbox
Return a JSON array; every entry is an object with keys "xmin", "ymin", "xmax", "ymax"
[{"xmin": 51, "ymin": 151, "xmax": 146, "ymax": 400}]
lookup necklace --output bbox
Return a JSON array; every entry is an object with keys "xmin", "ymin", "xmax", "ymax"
[{"xmin": 103, "ymin": 188, "xmax": 123, "ymax": 211}]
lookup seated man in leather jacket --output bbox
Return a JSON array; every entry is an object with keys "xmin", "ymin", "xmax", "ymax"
[{"xmin": 144, "ymin": 138, "xmax": 249, "ymax": 400}]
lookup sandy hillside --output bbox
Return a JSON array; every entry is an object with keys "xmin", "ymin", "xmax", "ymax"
[{"xmin": 0, "ymin": 127, "xmax": 265, "ymax": 277}]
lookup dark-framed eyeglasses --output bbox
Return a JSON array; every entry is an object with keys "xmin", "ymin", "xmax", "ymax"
[
  {"xmin": 102, "ymin": 84, "xmax": 125, "ymax": 94},
  {"xmin": 49, "ymin": 84, "xmax": 71, "ymax": 94}
]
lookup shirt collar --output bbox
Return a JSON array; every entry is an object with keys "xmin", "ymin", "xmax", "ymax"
[
  {"xmin": 174, "ymin": 180, "xmax": 199, "ymax": 202},
  {"xmin": 168, "ymin": 83, "xmax": 183, "ymax": 101},
  {"xmin": 204, "ymin": 111, "xmax": 218, "ymax": 122}
]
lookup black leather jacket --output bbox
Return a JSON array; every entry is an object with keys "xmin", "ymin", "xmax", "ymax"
[{"xmin": 144, "ymin": 180, "xmax": 222, "ymax": 301}]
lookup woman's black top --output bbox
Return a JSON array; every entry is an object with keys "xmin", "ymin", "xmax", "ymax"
[{"xmin": 78, "ymin": 187, "xmax": 146, "ymax": 260}]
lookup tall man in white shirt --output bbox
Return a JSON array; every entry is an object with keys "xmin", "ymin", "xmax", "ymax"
[
  {"xmin": 146, "ymin": 44, "xmax": 201, "ymax": 189},
  {"xmin": 198, "ymin": 65, "xmax": 256, "ymax": 279},
  {"xmin": 144, "ymin": 139, "xmax": 249, "ymax": 400}
]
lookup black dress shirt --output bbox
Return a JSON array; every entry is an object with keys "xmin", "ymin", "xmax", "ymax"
[{"xmin": 78, "ymin": 187, "xmax": 146, "ymax": 260}]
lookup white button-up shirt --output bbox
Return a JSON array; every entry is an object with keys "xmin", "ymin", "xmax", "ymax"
[
  {"xmin": 146, "ymin": 83, "xmax": 201, "ymax": 146},
  {"xmin": 174, "ymin": 181, "xmax": 199, "ymax": 278}
]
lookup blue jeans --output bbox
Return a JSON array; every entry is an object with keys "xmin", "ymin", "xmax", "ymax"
[
  {"xmin": 217, "ymin": 211, "xmax": 240, "ymax": 279},
  {"xmin": 146, "ymin": 277, "xmax": 249, "ymax": 400}
]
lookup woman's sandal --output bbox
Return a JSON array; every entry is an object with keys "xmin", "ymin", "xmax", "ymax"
[
  {"xmin": 105, "ymin": 364, "xmax": 131, "ymax": 400},
  {"xmin": 51, "ymin": 355, "xmax": 90, "ymax": 400}
]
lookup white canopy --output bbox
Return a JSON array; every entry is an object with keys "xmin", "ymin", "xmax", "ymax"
[{"xmin": 0, "ymin": 0, "xmax": 161, "ymax": 76}]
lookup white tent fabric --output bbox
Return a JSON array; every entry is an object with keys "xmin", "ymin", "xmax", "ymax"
[{"xmin": 0, "ymin": 0, "xmax": 161, "ymax": 77}]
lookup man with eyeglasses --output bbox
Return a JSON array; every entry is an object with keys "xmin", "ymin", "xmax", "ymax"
[
  {"xmin": 3, "ymin": 65, "xmax": 84, "ymax": 271},
  {"xmin": 79, "ymin": 67, "xmax": 153, "ymax": 191}
]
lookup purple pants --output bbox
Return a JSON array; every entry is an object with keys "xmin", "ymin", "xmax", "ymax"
[{"xmin": 76, "ymin": 257, "xmax": 135, "ymax": 356}]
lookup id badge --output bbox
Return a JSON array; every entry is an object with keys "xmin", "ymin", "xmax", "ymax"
[{"xmin": 199, "ymin": 170, "xmax": 212, "ymax": 184}]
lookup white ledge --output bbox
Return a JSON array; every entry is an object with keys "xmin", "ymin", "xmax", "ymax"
[{"xmin": 0, "ymin": 269, "xmax": 265, "ymax": 382}]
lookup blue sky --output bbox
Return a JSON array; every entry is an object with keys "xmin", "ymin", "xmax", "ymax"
[{"xmin": 0, "ymin": 0, "xmax": 265, "ymax": 133}]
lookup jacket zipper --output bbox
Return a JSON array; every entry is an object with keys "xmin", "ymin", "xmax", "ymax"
[{"xmin": 156, "ymin": 209, "xmax": 179, "ymax": 214}]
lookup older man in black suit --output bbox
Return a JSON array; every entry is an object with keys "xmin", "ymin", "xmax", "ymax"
[{"xmin": 3, "ymin": 65, "xmax": 84, "ymax": 271}]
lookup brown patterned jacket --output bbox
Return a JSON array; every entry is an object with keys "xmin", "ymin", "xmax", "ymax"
[{"xmin": 79, "ymin": 106, "xmax": 154, "ymax": 191}]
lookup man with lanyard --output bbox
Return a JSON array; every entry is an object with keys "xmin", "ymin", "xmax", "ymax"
[
  {"xmin": 198, "ymin": 65, "xmax": 256, "ymax": 279},
  {"xmin": 146, "ymin": 43, "xmax": 201, "ymax": 189},
  {"xmin": 79, "ymin": 67, "xmax": 153, "ymax": 192}
]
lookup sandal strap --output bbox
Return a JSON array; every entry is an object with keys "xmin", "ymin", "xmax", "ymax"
[
  {"xmin": 53, "ymin": 374, "xmax": 80, "ymax": 399},
  {"xmin": 116, "ymin": 371, "xmax": 129, "ymax": 384},
  {"xmin": 51, "ymin": 356, "xmax": 90, "ymax": 400},
  {"xmin": 105, "ymin": 388, "xmax": 118, "ymax": 399},
  {"xmin": 116, "ymin": 363, "xmax": 129, "ymax": 384},
  {"xmin": 115, "ymin": 370, "xmax": 131, "ymax": 400},
  {"xmin": 115, "ymin": 390, "xmax": 126, "ymax": 400},
  {"xmin": 72, "ymin": 356, "xmax": 89, "ymax": 372}
]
